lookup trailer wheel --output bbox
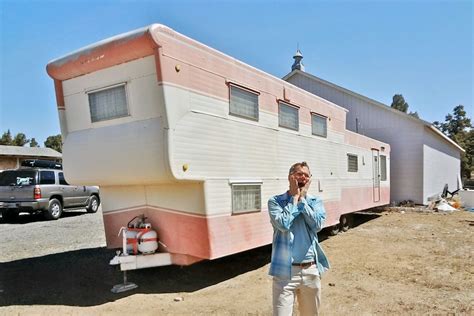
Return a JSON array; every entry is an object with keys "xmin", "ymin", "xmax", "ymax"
[
  {"xmin": 340, "ymin": 215, "xmax": 351, "ymax": 232},
  {"xmin": 328, "ymin": 224, "xmax": 340, "ymax": 236},
  {"xmin": 44, "ymin": 198, "xmax": 63, "ymax": 220}
]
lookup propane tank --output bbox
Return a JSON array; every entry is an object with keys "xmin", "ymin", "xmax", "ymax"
[
  {"xmin": 137, "ymin": 223, "xmax": 158, "ymax": 254},
  {"xmin": 119, "ymin": 215, "xmax": 159, "ymax": 255},
  {"xmin": 125, "ymin": 228, "xmax": 139, "ymax": 255}
]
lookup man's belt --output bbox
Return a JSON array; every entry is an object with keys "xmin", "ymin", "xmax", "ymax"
[{"xmin": 292, "ymin": 261, "xmax": 316, "ymax": 268}]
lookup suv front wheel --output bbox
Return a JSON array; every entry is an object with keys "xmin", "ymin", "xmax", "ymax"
[{"xmin": 44, "ymin": 198, "xmax": 63, "ymax": 220}]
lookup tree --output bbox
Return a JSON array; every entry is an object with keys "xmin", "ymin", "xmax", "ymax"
[
  {"xmin": 435, "ymin": 105, "xmax": 471, "ymax": 139},
  {"xmin": 391, "ymin": 94, "xmax": 409, "ymax": 113},
  {"xmin": 433, "ymin": 105, "xmax": 473, "ymax": 178},
  {"xmin": 0, "ymin": 130, "xmax": 13, "ymax": 145},
  {"xmin": 12, "ymin": 133, "xmax": 30, "ymax": 146},
  {"xmin": 44, "ymin": 134, "xmax": 63, "ymax": 153},
  {"xmin": 408, "ymin": 111, "xmax": 419, "ymax": 118},
  {"xmin": 30, "ymin": 138, "xmax": 39, "ymax": 147}
]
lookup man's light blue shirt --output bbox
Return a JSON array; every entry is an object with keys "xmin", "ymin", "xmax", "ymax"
[{"xmin": 268, "ymin": 192, "xmax": 330, "ymax": 279}]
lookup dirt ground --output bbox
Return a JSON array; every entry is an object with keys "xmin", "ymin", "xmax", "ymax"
[{"xmin": 1, "ymin": 208, "xmax": 473, "ymax": 315}]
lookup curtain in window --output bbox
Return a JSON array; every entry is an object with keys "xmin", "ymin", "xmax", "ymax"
[
  {"xmin": 348, "ymin": 154, "xmax": 358, "ymax": 172},
  {"xmin": 230, "ymin": 86, "xmax": 258, "ymax": 120},
  {"xmin": 312, "ymin": 114, "xmax": 327, "ymax": 137},
  {"xmin": 89, "ymin": 85, "xmax": 128, "ymax": 122},
  {"xmin": 232, "ymin": 185, "xmax": 261, "ymax": 213},
  {"xmin": 279, "ymin": 103, "xmax": 299, "ymax": 130}
]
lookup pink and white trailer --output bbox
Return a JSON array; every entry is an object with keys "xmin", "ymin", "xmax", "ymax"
[{"xmin": 47, "ymin": 24, "xmax": 390, "ymax": 270}]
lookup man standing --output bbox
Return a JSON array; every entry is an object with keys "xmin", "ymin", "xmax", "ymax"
[{"xmin": 268, "ymin": 161, "xmax": 329, "ymax": 316}]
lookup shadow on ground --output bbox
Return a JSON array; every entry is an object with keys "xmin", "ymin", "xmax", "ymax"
[
  {"xmin": 351, "ymin": 211, "xmax": 381, "ymax": 227},
  {"xmin": 0, "ymin": 213, "xmax": 380, "ymax": 307},
  {"xmin": 320, "ymin": 211, "xmax": 381, "ymax": 241},
  {"xmin": 0, "ymin": 244, "xmax": 272, "ymax": 307}
]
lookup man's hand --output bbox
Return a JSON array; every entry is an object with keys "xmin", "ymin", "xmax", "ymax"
[
  {"xmin": 300, "ymin": 178, "xmax": 312, "ymax": 199},
  {"xmin": 289, "ymin": 174, "xmax": 300, "ymax": 203}
]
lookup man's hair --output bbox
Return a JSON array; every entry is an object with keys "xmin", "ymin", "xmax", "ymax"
[{"xmin": 289, "ymin": 161, "xmax": 310, "ymax": 175}]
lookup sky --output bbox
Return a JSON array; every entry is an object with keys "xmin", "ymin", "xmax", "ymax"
[{"xmin": 0, "ymin": 0, "xmax": 472, "ymax": 145}]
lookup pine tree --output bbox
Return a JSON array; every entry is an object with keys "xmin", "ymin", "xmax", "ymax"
[
  {"xmin": 433, "ymin": 105, "xmax": 473, "ymax": 178},
  {"xmin": 30, "ymin": 138, "xmax": 39, "ymax": 147},
  {"xmin": 0, "ymin": 130, "xmax": 13, "ymax": 145}
]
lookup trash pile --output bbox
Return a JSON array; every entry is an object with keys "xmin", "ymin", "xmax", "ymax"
[
  {"xmin": 427, "ymin": 183, "xmax": 472, "ymax": 213},
  {"xmin": 380, "ymin": 183, "xmax": 474, "ymax": 213},
  {"xmin": 427, "ymin": 195, "xmax": 459, "ymax": 213}
]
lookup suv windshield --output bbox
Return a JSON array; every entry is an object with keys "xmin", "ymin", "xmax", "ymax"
[{"xmin": 0, "ymin": 170, "xmax": 37, "ymax": 186}]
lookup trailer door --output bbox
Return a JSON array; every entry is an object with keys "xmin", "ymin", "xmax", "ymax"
[{"xmin": 372, "ymin": 149, "xmax": 380, "ymax": 202}]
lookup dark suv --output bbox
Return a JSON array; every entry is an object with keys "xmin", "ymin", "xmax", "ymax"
[{"xmin": 0, "ymin": 160, "xmax": 100, "ymax": 221}]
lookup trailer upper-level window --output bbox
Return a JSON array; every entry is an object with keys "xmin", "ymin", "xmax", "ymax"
[
  {"xmin": 380, "ymin": 155, "xmax": 387, "ymax": 181},
  {"xmin": 347, "ymin": 154, "xmax": 358, "ymax": 172},
  {"xmin": 231, "ymin": 184, "xmax": 261, "ymax": 214},
  {"xmin": 229, "ymin": 85, "xmax": 259, "ymax": 121},
  {"xmin": 312, "ymin": 113, "xmax": 327, "ymax": 138},
  {"xmin": 88, "ymin": 84, "xmax": 129, "ymax": 123},
  {"xmin": 279, "ymin": 101, "xmax": 299, "ymax": 131}
]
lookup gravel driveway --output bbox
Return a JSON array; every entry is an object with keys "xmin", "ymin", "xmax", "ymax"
[{"xmin": 0, "ymin": 208, "xmax": 106, "ymax": 263}]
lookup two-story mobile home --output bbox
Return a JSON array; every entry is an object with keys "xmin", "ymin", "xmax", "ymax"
[
  {"xmin": 284, "ymin": 55, "xmax": 463, "ymax": 205},
  {"xmin": 47, "ymin": 24, "xmax": 390, "ymax": 267}
]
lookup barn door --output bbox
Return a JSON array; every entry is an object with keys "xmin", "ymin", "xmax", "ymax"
[{"xmin": 372, "ymin": 149, "xmax": 380, "ymax": 202}]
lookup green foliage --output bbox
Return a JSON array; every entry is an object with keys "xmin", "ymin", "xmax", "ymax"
[
  {"xmin": 408, "ymin": 111, "xmax": 419, "ymax": 118},
  {"xmin": 12, "ymin": 133, "xmax": 30, "ymax": 146},
  {"xmin": 44, "ymin": 134, "xmax": 63, "ymax": 153},
  {"xmin": 30, "ymin": 138, "xmax": 39, "ymax": 147},
  {"xmin": 435, "ymin": 105, "xmax": 471, "ymax": 139},
  {"xmin": 0, "ymin": 130, "xmax": 13, "ymax": 145},
  {"xmin": 434, "ymin": 105, "xmax": 473, "ymax": 178},
  {"xmin": 391, "ymin": 94, "xmax": 409, "ymax": 113},
  {"xmin": 1, "ymin": 130, "xmax": 30, "ymax": 146}
]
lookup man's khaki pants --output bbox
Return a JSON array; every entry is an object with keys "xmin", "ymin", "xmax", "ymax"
[{"xmin": 272, "ymin": 264, "xmax": 321, "ymax": 316}]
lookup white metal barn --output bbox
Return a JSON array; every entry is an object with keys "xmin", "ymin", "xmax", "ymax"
[
  {"xmin": 47, "ymin": 24, "xmax": 390, "ymax": 267},
  {"xmin": 284, "ymin": 62, "xmax": 463, "ymax": 205}
]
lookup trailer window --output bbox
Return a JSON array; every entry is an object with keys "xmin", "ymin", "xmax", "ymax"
[
  {"xmin": 347, "ymin": 154, "xmax": 358, "ymax": 172},
  {"xmin": 229, "ymin": 85, "xmax": 259, "ymax": 121},
  {"xmin": 380, "ymin": 155, "xmax": 387, "ymax": 181},
  {"xmin": 88, "ymin": 84, "xmax": 129, "ymax": 123},
  {"xmin": 279, "ymin": 102, "xmax": 299, "ymax": 131},
  {"xmin": 232, "ymin": 184, "xmax": 261, "ymax": 214},
  {"xmin": 312, "ymin": 113, "xmax": 327, "ymax": 138}
]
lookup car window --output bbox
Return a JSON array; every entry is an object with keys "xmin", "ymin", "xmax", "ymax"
[
  {"xmin": 58, "ymin": 172, "xmax": 69, "ymax": 185},
  {"xmin": 0, "ymin": 170, "xmax": 37, "ymax": 186},
  {"xmin": 39, "ymin": 171, "xmax": 56, "ymax": 185}
]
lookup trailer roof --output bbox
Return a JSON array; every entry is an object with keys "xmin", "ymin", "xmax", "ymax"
[{"xmin": 46, "ymin": 24, "xmax": 349, "ymax": 115}]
